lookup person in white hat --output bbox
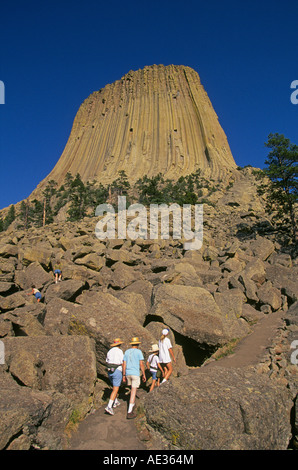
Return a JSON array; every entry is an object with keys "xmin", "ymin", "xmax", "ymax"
[
  {"xmin": 122, "ymin": 337, "xmax": 146, "ymax": 419},
  {"xmin": 105, "ymin": 338, "xmax": 124, "ymax": 416},
  {"xmin": 146, "ymin": 344, "xmax": 164, "ymax": 392},
  {"xmin": 158, "ymin": 328, "xmax": 176, "ymax": 383}
]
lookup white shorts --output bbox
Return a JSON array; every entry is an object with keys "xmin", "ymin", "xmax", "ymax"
[{"xmin": 126, "ymin": 375, "xmax": 140, "ymax": 388}]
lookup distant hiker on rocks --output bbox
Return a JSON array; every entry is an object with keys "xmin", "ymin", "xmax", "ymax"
[
  {"xmin": 27, "ymin": 285, "xmax": 42, "ymax": 303},
  {"xmin": 105, "ymin": 338, "xmax": 124, "ymax": 416},
  {"xmin": 146, "ymin": 344, "xmax": 164, "ymax": 392},
  {"xmin": 158, "ymin": 328, "xmax": 176, "ymax": 384},
  {"xmin": 122, "ymin": 337, "xmax": 146, "ymax": 419},
  {"xmin": 53, "ymin": 263, "xmax": 62, "ymax": 284}
]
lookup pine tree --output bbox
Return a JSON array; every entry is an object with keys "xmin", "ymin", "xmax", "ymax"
[
  {"xmin": 257, "ymin": 133, "xmax": 297, "ymax": 242},
  {"xmin": 19, "ymin": 200, "xmax": 31, "ymax": 229},
  {"xmin": 67, "ymin": 173, "xmax": 87, "ymax": 221},
  {"xmin": 31, "ymin": 199, "xmax": 44, "ymax": 227},
  {"xmin": 42, "ymin": 179, "xmax": 57, "ymax": 225},
  {"xmin": 3, "ymin": 205, "xmax": 16, "ymax": 230}
]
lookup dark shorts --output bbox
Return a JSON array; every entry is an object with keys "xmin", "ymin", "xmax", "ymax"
[
  {"xmin": 35, "ymin": 292, "xmax": 42, "ymax": 300},
  {"xmin": 151, "ymin": 371, "xmax": 157, "ymax": 380}
]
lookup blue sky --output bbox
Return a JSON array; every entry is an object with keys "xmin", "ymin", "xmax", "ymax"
[{"xmin": 0, "ymin": 0, "xmax": 297, "ymax": 210}]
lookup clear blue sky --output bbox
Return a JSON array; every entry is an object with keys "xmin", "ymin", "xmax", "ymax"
[{"xmin": 0, "ymin": 0, "xmax": 297, "ymax": 209}]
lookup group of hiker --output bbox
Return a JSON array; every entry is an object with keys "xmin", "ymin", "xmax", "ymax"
[
  {"xmin": 26, "ymin": 262, "xmax": 176, "ymax": 421},
  {"xmin": 105, "ymin": 329, "xmax": 176, "ymax": 419}
]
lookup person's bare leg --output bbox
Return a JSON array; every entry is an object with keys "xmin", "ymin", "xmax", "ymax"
[
  {"xmin": 110, "ymin": 386, "xmax": 119, "ymax": 402},
  {"xmin": 163, "ymin": 363, "xmax": 173, "ymax": 381},
  {"xmin": 149, "ymin": 379, "xmax": 156, "ymax": 392},
  {"xmin": 129, "ymin": 387, "xmax": 137, "ymax": 406}
]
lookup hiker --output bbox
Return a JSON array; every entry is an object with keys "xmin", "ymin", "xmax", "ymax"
[
  {"xmin": 158, "ymin": 328, "xmax": 176, "ymax": 383},
  {"xmin": 27, "ymin": 285, "xmax": 42, "ymax": 303},
  {"xmin": 53, "ymin": 262, "xmax": 62, "ymax": 283},
  {"xmin": 122, "ymin": 337, "xmax": 146, "ymax": 419},
  {"xmin": 146, "ymin": 344, "xmax": 164, "ymax": 392},
  {"xmin": 105, "ymin": 338, "xmax": 124, "ymax": 416}
]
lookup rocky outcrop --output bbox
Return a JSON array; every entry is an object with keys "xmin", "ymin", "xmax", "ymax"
[
  {"xmin": 38, "ymin": 64, "xmax": 236, "ymax": 188},
  {"xmin": 142, "ymin": 366, "xmax": 293, "ymax": 450},
  {"xmin": 1, "ymin": 336, "xmax": 97, "ymax": 449}
]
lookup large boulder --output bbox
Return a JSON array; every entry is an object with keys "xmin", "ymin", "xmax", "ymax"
[
  {"xmin": 109, "ymin": 262, "xmax": 141, "ymax": 289},
  {"xmin": 3, "ymin": 336, "xmax": 97, "ymax": 417},
  {"xmin": 0, "ymin": 370, "xmax": 52, "ymax": 450},
  {"xmin": 14, "ymin": 262, "xmax": 53, "ymax": 290},
  {"xmin": 0, "ymin": 292, "xmax": 27, "ymax": 312},
  {"xmin": 151, "ymin": 284, "xmax": 227, "ymax": 346},
  {"xmin": 123, "ymin": 279, "xmax": 153, "ymax": 312},
  {"xmin": 161, "ymin": 261, "xmax": 202, "ymax": 286},
  {"xmin": 213, "ymin": 290, "xmax": 250, "ymax": 339},
  {"xmin": 43, "ymin": 298, "xmax": 76, "ymax": 335},
  {"xmin": 142, "ymin": 366, "xmax": 292, "ymax": 450},
  {"xmin": 71, "ymin": 290, "xmax": 157, "ymax": 375},
  {"xmin": 248, "ymin": 237, "xmax": 276, "ymax": 261},
  {"xmin": 2, "ymin": 303, "xmax": 46, "ymax": 336},
  {"xmin": 44, "ymin": 279, "xmax": 87, "ymax": 303},
  {"xmin": 19, "ymin": 245, "xmax": 53, "ymax": 268},
  {"xmin": 257, "ymin": 281, "xmax": 282, "ymax": 311},
  {"xmin": 74, "ymin": 253, "xmax": 105, "ymax": 271},
  {"xmin": 265, "ymin": 264, "xmax": 298, "ymax": 304}
]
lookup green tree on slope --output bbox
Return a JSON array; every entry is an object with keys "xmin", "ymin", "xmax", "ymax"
[{"xmin": 257, "ymin": 133, "xmax": 297, "ymax": 242}]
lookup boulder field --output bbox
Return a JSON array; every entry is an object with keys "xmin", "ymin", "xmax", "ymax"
[{"xmin": 0, "ymin": 188, "xmax": 297, "ymax": 449}]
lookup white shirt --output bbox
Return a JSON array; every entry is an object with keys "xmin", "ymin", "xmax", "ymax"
[
  {"xmin": 147, "ymin": 353, "xmax": 160, "ymax": 372},
  {"xmin": 106, "ymin": 347, "xmax": 124, "ymax": 371},
  {"xmin": 158, "ymin": 337, "xmax": 172, "ymax": 363}
]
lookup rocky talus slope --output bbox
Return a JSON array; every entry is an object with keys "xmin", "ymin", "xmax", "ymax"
[{"xmin": 0, "ymin": 169, "xmax": 297, "ymax": 450}]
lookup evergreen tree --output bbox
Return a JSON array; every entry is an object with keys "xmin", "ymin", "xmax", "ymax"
[
  {"xmin": 3, "ymin": 205, "xmax": 16, "ymax": 230},
  {"xmin": 111, "ymin": 170, "xmax": 131, "ymax": 196},
  {"xmin": 136, "ymin": 173, "xmax": 166, "ymax": 204},
  {"xmin": 42, "ymin": 179, "xmax": 57, "ymax": 225},
  {"xmin": 19, "ymin": 200, "xmax": 31, "ymax": 229},
  {"xmin": 257, "ymin": 133, "xmax": 298, "ymax": 242},
  {"xmin": 31, "ymin": 199, "xmax": 44, "ymax": 227},
  {"xmin": 67, "ymin": 173, "xmax": 87, "ymax": 221}
]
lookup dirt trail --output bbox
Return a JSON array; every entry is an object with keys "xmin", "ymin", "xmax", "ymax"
[
  {"xmin": 66, "ymin": 310, "xmax": 285, "ymax": 450},
  {"xmin": 67, "ymin": 390, "xmax": 147, "ymax": 450},
  {"xmin": 204, "ymin": 309, "xmax": 285, "ymax": 369}
]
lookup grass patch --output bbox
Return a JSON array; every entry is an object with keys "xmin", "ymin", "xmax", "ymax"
[
  {"xmin": 211, "ymin": 338, "xmax": 240, "ymax": 361},
  {"xmin": 65, "ymin": 408, "xmax": 83, "ymax": 436}
]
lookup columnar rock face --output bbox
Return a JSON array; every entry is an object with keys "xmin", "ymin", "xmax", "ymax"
[{"xmin": 45, "ymin": 64, "xmax": 236, "ymax": 186}]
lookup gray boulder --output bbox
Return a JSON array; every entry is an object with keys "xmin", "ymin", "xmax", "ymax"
[
  {"xmin": 143, "ymin": 366, "xmax": 292, "ymax": 450},
  {"xmin": 0, "ymin": 370, "xmax": 52, "ymax": 450},
  {"xmin": 72, "ymin": 290, "xmax": 157, "ymax": 375},
  {"xmin": 44, "ymin": 279, "xmax": 87, "ymax": 303},
  {"xmin": 3, "ymin": 336, "xmax": 97, "ymax": 417},
  {"xmin": 151, "ymin": 284, "xmax": 227, "ymax": 346},
  {"xmin": 213, "ymin": 290, "xmax": 250, "ymax": 339}
]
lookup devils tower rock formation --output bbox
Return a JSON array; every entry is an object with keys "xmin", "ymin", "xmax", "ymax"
[{"xmin": 44, "ymin": 64, "xmax": 237, "ymax": 187}]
